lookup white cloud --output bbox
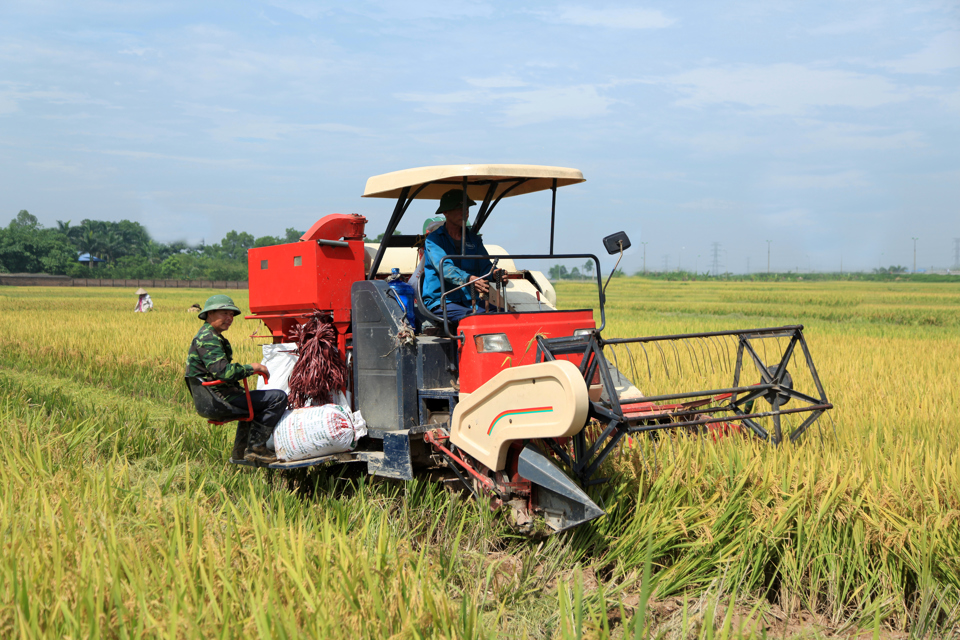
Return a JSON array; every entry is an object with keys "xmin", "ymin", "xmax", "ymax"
[
  {"xmin": 265, "ymin": 0, "xmax": 330, "ymax": 20},
  {"xmin": 942, "ymin": 89, "xmax": 960, "ymax": 110},
  {"xmin": 173, "ymin": 101, "xmax": 240, "ymax": 118},
  {"xmin": 797, "ymin": 121, "xmax": 925, "ymax": 150},
  {"xmin": 633, "ymin": 169, "xmax": 687, "ymax": 181},
  {"xmin": 884, "ymin": 30, "xmax": 960, "ymax": 74},
  {"xmin": 397, "ymin": 83, "xmax": 615, "ymax": 125},
  {"xmin": 362, "ymin": 0, "xmax": 494, "ymax": 21},
  {"xmin": 664, "ymin": 63, "xmax": 909, "ymax": 114},
  {"xmin": 94, "ymin": 149, "xmax": 253, "ymax": 166},
  {"xmin": 763, "ymin": 208, "xmax": 814, "ymax": 228},
  {"xmin": 766, "ymin": 170, "xmax": 870, "ymax": 189},
  {"xmin": 500, "ymin": 85, "xmax": 614, "ymax": 126},
  {"xmin": 118, "ymin": 47, "xmax": 158, "ymax": 56},
  {"xmin": 0, "ymin": 94, "xmax": 17, "ymax": 115},
  {"xmin": 26, "ymin": 160, "xmax": 82, "ymax": 173},
  {"xmin": 808, "ymin": 13, "xmax": 882, "ymax": 36},
  {"xmin": 666, "ymin": 130, "xmax": 765, "ymax": 154},
  {"xmin": 206, "ymin": 116, "xmax": 373, "ymax": 141},
  {"xmin": 679, "ymin": 198, "xmax": 740, "ymax": 211},
  {"xmin": 394, "ymin": 89, "xmax": 479, "ymax": 116},
  {"xmin": 3, "ymin": 0, "xmax": 178, "ymax": 17},
  {"xmin": 0, "ymin": 85, "xmax": 116, "ymax": 111},
  {"xmin": 550, "ymin": 5, "xmax": 675, "ymax": 29},
  {"xmin": 137, "ymin": 195, "xmax": 213, "ymax": 245},
  {"xmin": 465, "ymin": 75, "xmax": 526, "ymax": 89}
]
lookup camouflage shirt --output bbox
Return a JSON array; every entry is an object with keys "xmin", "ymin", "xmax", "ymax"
[{"xmin": 185, "ymin": 323, "xmax": 254, "ymax": 401}]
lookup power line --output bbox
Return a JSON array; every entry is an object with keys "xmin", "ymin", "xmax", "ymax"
[{"xmin": 954, "ymin": 238, "xmax": 960, "ymax": 270}]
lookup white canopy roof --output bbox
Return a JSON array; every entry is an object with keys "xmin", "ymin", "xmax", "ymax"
[{"xmin": 362, "ymin": 164, "xmax": 585, "ymax": 200}]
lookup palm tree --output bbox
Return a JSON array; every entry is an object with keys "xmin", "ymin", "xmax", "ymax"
[
  {"xmin": 98, "ymin": 230, "xmax": 122, "ymax": 263},
  {"xmin": 143, "ymin": 240, "xmax": 164, "ymax": 265},
  {"xmin": 77, "ymin": 229, "xmax": 100, "ymax": 269}
]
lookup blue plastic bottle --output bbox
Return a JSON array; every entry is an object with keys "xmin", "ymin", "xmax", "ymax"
[{"xmin": 387, "ymin": 268, "xmax": 416, "ymax": 327}]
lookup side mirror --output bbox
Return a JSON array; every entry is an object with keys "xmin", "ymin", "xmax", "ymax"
[{"xmin": 602, "ymin": 231, "xmax": 631, "ymax": 255}]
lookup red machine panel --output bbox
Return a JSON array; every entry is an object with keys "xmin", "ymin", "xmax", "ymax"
[
  {"xmin": 457, "ymin": 309, "xmax": 596, "ymax": 394},
  {"xmin": 248, "ymin": 241, "xmax": 364, "ymax": 315},
  {"xmin": 247, "ymin": 213, "xmax": 367, "ymax": 343}
]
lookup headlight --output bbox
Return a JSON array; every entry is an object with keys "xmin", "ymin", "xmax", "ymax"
[
  {"xmin": 573, "ymin": 329, "xmax": 594, "ymax": 337},
  {"xmin": 474, "ymin": 333, "xmax": 513, "ymax": 353}
]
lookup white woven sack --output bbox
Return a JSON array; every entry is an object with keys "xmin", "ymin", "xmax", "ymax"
[
  {"xmin": 258, "ymin": 343, "xmax": 298, "ymax": 393},
  {"xmin": 273, "ymin": 405, "xmax": 367, "ymax": 462},
  {"xmin": 257, "ymin": 344, "xmax": 353, "ymax": 408}
]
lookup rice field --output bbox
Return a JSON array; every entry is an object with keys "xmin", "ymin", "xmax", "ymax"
[{"xmin": 0, "ymin": 280, "xmax": 957, "ymax": 638}]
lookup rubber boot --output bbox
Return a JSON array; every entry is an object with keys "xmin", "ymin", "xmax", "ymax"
[
  {"xmin": 230, "ymin": 421, "xmax": 251, "ymax": 463},
  {"xmin": 244, "ymin": 422, "xmax": 277, "ymax": 465}
]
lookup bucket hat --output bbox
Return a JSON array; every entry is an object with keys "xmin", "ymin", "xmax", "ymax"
[
  {"xmin": 436, "ymin": 189, "xmax": 476, "ymax": 214},
  {"xmin": 199, "ymin": 294, "xmax": 241, "ymax": 320}
]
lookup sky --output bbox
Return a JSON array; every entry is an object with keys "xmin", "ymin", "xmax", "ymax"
[{"xmin": 1, "ymin": 0, "xmax": 958, "ymax": 275}]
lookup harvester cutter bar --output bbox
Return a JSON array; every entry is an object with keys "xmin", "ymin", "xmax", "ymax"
[
  {"xmin": 621, "ymin": 383, "xmax": 776, "ymax": 405},
  {"xmin": 623, "ymin": 402, "xmax": 834, "ymax": 434}
]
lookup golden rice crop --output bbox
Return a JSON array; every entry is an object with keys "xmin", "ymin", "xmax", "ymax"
[{"xmin": 0, "ymin": 280, "xmax": 957, "ymax": 638}]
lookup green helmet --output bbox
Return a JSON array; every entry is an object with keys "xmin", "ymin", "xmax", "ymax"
[
  {"xmin": 199, "ymin": 294, "xmax": 241, "ymax": 320},
  {"xmin": 436, "ymin": 189, "xmax": 476, "ymax": 214},
  {"xmin": 422, "ymin": 216, "xmax": 445, "ymax": 234}
]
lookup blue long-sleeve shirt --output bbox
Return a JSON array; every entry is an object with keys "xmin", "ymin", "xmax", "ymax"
[{"xmin": 422, "ymin": 224, "xmax": 493, "ymax": 311}]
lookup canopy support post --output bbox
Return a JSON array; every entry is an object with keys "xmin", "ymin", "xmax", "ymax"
[
  {"xmin": 473, "ymin": 179, "xmax": 528, "ymax": 232},
  {"xmin": 549, "ymin": 178, "xmax": 557, "ymax": 255},
  {"xmin": 461, "ymin": 176, "xmax": 468, "ymax": 257},
  {"xmin": 367, "ymin": 186, "xmax": 410, "ymax": 279}
]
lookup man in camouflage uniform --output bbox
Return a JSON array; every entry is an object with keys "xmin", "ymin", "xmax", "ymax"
[{"xmin": 186, "ymin": 294, "xmax": 287, "ymax": 464}]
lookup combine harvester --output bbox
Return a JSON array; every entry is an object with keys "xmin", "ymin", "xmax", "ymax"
[{"xmin": 226, "ymin": 165, "xmax": 833, "ymax": 533}]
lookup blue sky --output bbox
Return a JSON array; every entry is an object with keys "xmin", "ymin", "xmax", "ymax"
[{"xmin": 1, "ymin": 0, "xmax": 957, "ymax": 274}]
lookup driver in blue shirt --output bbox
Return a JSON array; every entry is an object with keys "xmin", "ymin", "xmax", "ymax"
[{"xmin": 422, "ymin": 189, "xmax": 502, "ymax": 324}]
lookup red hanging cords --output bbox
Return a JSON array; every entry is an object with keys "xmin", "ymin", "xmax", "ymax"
[{"xmin": 286, "ymin": 313, "xmax": 347, "ymax": 409}]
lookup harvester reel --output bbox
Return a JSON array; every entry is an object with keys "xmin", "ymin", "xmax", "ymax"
[
  {"xmin": 761, "ymin": 364, "xmax": 792, "ymax": 407},
  {"xmin": 532, "ymin": 325, "xmax": 833, "ymax": 486}
]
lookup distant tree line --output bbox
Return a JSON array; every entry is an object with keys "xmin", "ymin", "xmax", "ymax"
[
  {"xmin": 629, "ymin": 267, "xmax": 954, "ymax": 282},
  {"xmin": 0, "ymin": 210, "xmax": 303, "ymax": 280},
  {"xmin": 545, "ymin": 262, "xmax": 955, "ymax": 283},
  {"xmin": 547, "ymin": 261, "xmax": 620, "ymax": 281}
]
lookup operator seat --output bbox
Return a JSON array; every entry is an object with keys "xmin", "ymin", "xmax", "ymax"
[{"xmin": 184, "ymin": 377, "xmax": 252, "ymax": 423}]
